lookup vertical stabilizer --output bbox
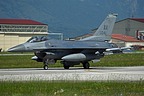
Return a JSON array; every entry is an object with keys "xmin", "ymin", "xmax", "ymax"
[{"xmin": 80, "ymin": 13, "xmax": 117, "ymax": 41}]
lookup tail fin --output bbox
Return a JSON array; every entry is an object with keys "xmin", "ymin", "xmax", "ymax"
[{"xmin": 80, "ymin": 13, "xmax": 117, "ymax": 41}]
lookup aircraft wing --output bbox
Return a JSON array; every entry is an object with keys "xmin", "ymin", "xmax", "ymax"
[{"xmin": 33, "ymin": 46, "xmax": 107, "ymax": 51}]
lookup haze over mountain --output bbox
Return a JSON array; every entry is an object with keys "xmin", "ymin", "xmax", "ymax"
[{"xmin": 0, "ymin": 0, "xmax": 143, "ymax": 38}]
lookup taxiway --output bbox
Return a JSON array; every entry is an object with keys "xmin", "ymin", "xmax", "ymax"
[{"xmin": 0, "ymin": 66, "xmax": 144, "ymax": 81}]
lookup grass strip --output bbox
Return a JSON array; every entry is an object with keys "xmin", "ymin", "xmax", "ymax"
[
  {"xmin": 0, "ymin": 53, "xmax": 144, "ymax": 68},
  {"xmin": 94, "ymin": 53, "xmax": 144, "ymax": 67},
  {"xmin": 0, "ymin": 81, "xmax": 143, "ymax": 96}
]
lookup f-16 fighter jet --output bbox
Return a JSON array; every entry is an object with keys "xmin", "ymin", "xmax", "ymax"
[{"xmin": 8, "ymin": 14, "xmax": 122, "ymax": 70}]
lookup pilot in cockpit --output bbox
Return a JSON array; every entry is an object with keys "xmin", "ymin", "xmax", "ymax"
[{"xmin": 27, "ymin": 36, "xmax": 49, "ymax": 43}]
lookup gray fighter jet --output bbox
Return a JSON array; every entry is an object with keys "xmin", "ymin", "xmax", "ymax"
[{"xmin": 8, "ymin": 14, "xmax": 121, "ymax": 70}]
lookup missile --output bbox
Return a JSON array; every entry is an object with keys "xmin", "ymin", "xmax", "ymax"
[{"xmin": 62, "ymin": 53, "xmax": 86, "ymax": 61}]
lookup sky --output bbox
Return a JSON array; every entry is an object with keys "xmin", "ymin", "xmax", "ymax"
[{"xmin": 0, "ymin": 0, "xmax": 143, "ymax": 38}]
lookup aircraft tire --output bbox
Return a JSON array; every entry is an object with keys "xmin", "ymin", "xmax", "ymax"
[
  {"xmin": 64, "ymin": 65, "xmax": 70, "ymax": 69},
  {"xmin": 83, "ymin": 62, "xmax": 90, "ymax": 69},
  {"xmin": 63, "ymin": 64, "xmax": 70, "ymax": 69},
  {"xmin": 62, "ymin": 61, "xmax": 70, "ymax": 69},
  {"xmin": 43, "ymin": 65, "xmax": 48, "ymax": 70}
]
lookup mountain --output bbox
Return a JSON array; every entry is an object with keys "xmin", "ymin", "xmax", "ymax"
[{"xmin": 0, "ymin": 0, "xmax": 143, "ymax": 38}]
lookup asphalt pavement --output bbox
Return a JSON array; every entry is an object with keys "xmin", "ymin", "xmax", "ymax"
[{"xmin": 0, "ymin": 66, "xmax": 144, "ymax": 81}]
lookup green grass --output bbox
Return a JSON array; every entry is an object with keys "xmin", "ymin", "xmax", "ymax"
[
  {"xmin": 0, "ymin": 81, "xmax": 143, "ymax": 96},
  {"xmin": 0, "ymin": 55, "xmax": 42, "ymax": 68},
  {"xmin": 0, "ymin": 53, "xmax": 144, "ymax": 96},
  {"xmin": 94, "ymin": 53, "xmax": 144, "ymax": 67},
  {"xmin": 0, "ymin": 53, "xmax": 144, "ymax": 68}
]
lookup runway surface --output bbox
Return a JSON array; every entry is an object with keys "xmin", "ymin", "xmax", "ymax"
[{"xmin": 0, "ymin": 66, "xmax": 144, "ymax": 81}]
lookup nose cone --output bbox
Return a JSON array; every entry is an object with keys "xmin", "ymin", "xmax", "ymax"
[{"xmin": 7, "ymin": 44, "xmax": 25, "ymax": 52}]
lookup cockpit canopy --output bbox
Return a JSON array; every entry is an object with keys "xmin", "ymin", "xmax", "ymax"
[{"xmin": 27, "ymin": 36, "xmax": 49, "ymax": 43}]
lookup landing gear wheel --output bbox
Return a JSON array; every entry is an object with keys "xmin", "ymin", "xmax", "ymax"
[
  {"xmin": 43, "ymin": 65, "xmax": 48, "ymax": 70},
  {"xmin": 63, "ymin": 61, "xmax": 70, "ymax": 69},
  {"xmin": 64, "ymin": 65, "xmax": 70, "ymax": 69},
  {"xmin": 83, "ymin": 62, "xmax": 90, "ymax": 69},
  {"xmin": 43, "ymin": 58, "xmax": 49, "ymax": 70}
]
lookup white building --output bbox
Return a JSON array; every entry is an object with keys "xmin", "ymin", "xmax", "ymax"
[{"xmin": 0, "ymin": 19, "xmax": 48, "ymax": 51}]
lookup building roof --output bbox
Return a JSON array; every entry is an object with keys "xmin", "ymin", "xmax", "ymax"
[
  {"xmin": 0, "ymin": 19, "xmax": 46, "ymax": 25},
  {"xmin": 115, "ymin": 18, "xmax": 144, "ymax": 24},
  {"xmin": 131, "ymin": 18, "xmax": 144, "ymax": 23},
  {"xmin": 112, "ymin": 34, "xmax": 144, "ymax": 42}
]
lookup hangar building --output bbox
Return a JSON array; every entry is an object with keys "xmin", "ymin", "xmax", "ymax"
[
  {"xmin": 113, "ymin": 18, "xmax": 144, "ymax": 38},
  {"xmin": 89, "ymin": 18, "xmax": 144, "ymax": 48},
  {"xmin": 112, "ymin": 18, "xmax": 144, "ymax": 48},
  {"xmin": 0, "ymin": 19, "xmax": 48, "ymax": 51}
]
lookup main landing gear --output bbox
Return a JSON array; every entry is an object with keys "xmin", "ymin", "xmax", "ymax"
[
  {"xmin": 63, "ymin": 62, "xmax": 70, "ymax": 69},
  {"xmin": 82, "ymin": 62, "xmax": 90, "ymax": 69},
  {"xmin": 43, "ymin": 59, "xmax": 90, "ymax": 70},
  {"xmin": 62, "ymin": 61, "xmax": 90, "ymax": 69}
]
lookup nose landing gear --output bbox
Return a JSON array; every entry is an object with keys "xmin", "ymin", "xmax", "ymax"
[
  {"xmin": 43, "ymin": 59, "xmax": 56, "ymax": 70},
  {"xmin": 43, "ymin": 65, "xmax": 48, "ymax": 70},
  {"xmin": 43, "ymin": 59, "xmax": 49, "ymax": 70}
]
